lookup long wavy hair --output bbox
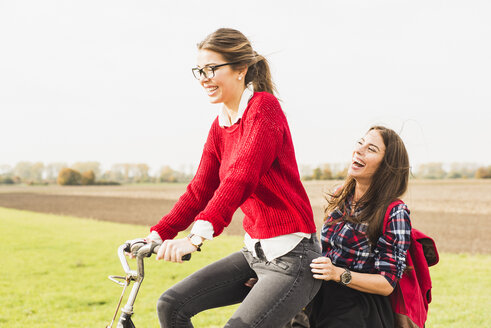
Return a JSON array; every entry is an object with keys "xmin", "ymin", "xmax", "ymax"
[
  {"xmin": 325, "ymin": 126, "xmax": 410, "ymax": 243},
  {"xmin": 197, "ymin": 28, "xmax": 277, "ymax": 95}
]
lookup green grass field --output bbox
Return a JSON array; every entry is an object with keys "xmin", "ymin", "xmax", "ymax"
[{"xmin": 0, "ymin": 207, "xmax": 490, "ymax": 327}]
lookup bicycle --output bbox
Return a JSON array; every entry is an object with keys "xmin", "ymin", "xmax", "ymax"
[{"xmin": 106, "ymin": 240, "xmax": 190, "ymax": 328}]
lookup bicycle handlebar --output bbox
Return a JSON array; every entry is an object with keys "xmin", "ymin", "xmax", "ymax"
[
  {"xmin": 115, "ymin": 239, "xmax": 191, "ymax": 281},
  {"xmin": 107, "ymin": 239, "xmax": 190, "ymax": 327}
]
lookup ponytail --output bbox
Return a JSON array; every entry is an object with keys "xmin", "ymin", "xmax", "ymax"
[{"xmin": 245, "ymin": 52, "xmax": 276, "ymax": 95}]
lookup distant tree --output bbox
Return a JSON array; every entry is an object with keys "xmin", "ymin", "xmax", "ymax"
[
  {"xmin": 112, "ymin": 163, "xmax": 139, "ymax": 183},
  {"xmin": 0, "ymin": 176, "xmax": 14, "ymax": 184},
  {"xmin": 107, "ymin": 164, "xmax": 125, "ymax": 182},
  {"xmin": 157, "ymin": 165, "xmax": 194, "ymax": 183},
  {"xmin": 105, "ymin": 163, "xmax": 153, "ymax": 183},
  {"xmin": 447, "ymin": 162, "xmax": 478, "ymax": 179},
  {"xmin": 333, "ymin": 166, "xmax": 348, "ymax": 180},
  {"xmin": 13, "ymin": 162, "xmax": 31, "ymax": 180},
  {"xmin": 135, "ymin": 163, "xmax": 150, "ymax": 182},
  {"xmin": 100, "ymin": 170, "xmax": 111, "ymax": 180},
  {"xmin": 95, "ymin": 170, "xmax": 121, "ymax": 185},
  {"xmin": 416, "ymin": 163, "xmax": 446, "ymax": 179},
  {"xmin": 45, "ymin": 162, "xmax": 68, "ymax": 182},
  {"xmin": 72, "ymin": 162, "xmax": 101, "ymax": 178},
  {"xmin": 57, "ymin": 168, "xmax": 82, "ymax": 185},
  {"xmin": 327, "ymin": 163, "xmax": 349, "ymax": 180},
  {"xmin": 0, "ymin": 165, "xmax": 15, "ymax": 184},
  {"xmin": 312, "ymin": 167, "xmax": 322, "ymax": 180},
  {"xmin": 122, "ymin": 163, "xmax": 132, "ymax": 182},
  {"xmin": 0, "ymin": 164, "xmax": 12, "ymax": 176},
  {"xmin": 321, "ymin": 164, "xmax": 333, "ymax": 180},
  {"xmin": 475, "ymin": 166, "xmax": 491, "ymax": 179},
  {"xmin": 303, "ymin": 164, "xmax": 341, "ymax": 180},
  {"xmin": 14, "ymin": 161, "xmax": 44, "ymax": 183},
  {"xmin": 446, "ymin": 171, "xmax": 462, "ymax": 179},
  {"xmin": 31, "ymin": 162, "xmax": 44, "ymax": 182},
  {"xmin": 81, "ymin": 170, "xmax": 96, "ymax": 185},
  {"xmin": 159, "ymin": 165, "xmax": 178, "ymax": 183},
  {"xmin": 299, "ymin": 165, "xmax": 313, "ymax": 180}
]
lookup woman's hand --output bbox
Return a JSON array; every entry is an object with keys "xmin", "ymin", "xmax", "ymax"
[
  {"xmin": 156, "ymin": 237, "xmax": 198, "ymax": 263},
  {"xmin": 310, "ymin": 257, "xmax": 343, "ymax": 281}
]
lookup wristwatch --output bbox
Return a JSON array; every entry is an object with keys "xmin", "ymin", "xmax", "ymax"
[
  {"xmin": 187, "ymin": 233, "xmax": 203, "ymax": 252},
  {"xmin": 339, "ymin": 268, "xmax": 352, "ymax": 285}
]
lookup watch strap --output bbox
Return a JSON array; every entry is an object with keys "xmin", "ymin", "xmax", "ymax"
[{"xmin": 187, "ymin": 233, "xmax": 203, "ymax": 252}]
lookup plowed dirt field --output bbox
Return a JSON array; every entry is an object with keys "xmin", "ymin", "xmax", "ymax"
[{"xmin": 1, "ymin": 180, "xmax": 490, "ymax": 253}]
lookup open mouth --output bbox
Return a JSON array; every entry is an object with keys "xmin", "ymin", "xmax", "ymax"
[
  {"xmin": 205, "ymin": 86, "xmax": 218, "ymax": 95},
  {"xmin": 352, "ymin": 157, "xmax": 365, "ymax": 168}
]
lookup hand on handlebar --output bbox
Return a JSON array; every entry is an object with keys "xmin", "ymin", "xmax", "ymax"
[
  {"xmin": 124, "ymin": 235, "xmax": 162, "ymax": 259},
  {"xmin": 156, "ymin": 237, "xmax": 198, "ymax": 263}
]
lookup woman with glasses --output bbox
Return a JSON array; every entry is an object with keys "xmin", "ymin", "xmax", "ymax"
[{"xmin": 135, "ymin": 28, "xmax": 321, "ymax": 327}]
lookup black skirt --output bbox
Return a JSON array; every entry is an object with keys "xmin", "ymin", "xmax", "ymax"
[{"xmin": 309, "ymin": 281, "xmax": 394, "ymax": 328}]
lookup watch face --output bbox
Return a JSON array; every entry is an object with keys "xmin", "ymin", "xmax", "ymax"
[{"xmin": 341, "ymin": 270, "xmax": 352, "ymax": 285}]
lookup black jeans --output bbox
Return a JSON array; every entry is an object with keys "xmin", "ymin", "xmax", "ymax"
[
  {"xmin": 157, "ymin": 235, "xmax": 322, "ymax": 327},
  {"xmin": 310, "ymin": 281, "xmax": 394, "ymax": 328}
]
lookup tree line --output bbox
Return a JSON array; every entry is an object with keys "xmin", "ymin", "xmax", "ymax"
[
  {"xmin": 0, "ymin": 162, "xmax": 194, "ymax": 185},
  {"xmin": 0, "ymin": 161, "xmax": 490, "ymax": 186},
  {"xmin": 300, "ymin": 162, "xmax": 491, "ymax": 180}
]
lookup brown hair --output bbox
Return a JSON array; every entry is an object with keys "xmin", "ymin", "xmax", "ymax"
[
  {"xmin": 325, "ymin": 126, "xmax": 410, "ymax": 243},
  {"xmin": 197, "ymin": 28, "xmax": 277, "ymax": 95}
]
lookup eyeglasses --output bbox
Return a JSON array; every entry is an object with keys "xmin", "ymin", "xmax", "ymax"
[{"xmin": 191, "ymin": 61, "xmax": 242, "ymax": 80}]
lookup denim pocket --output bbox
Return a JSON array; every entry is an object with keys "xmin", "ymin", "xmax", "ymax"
[{"xmin": 265, "ymin": 250, "xmax": 303, "ymax": 276}]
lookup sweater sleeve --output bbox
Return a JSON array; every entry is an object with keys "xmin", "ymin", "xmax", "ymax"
[
  {"xmin": 374, "ymin": 204, "xmax": 412, "ymax": 287},
  {"xmin": 194, "ymin": 95, "xmax": 284, "ymax": 236},
  {"xmin": 150, "ymin": 122, "xmax": 221, "ymax": 241}
]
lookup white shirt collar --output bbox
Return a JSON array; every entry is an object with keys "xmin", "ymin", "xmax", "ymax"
[{"xmin": 218, "ymin": 84, "xmax": 254, "ymax": 127}]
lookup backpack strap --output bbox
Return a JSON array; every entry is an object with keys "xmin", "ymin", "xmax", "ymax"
[{"xmin": 382, "ymin": 199, "xmax": 405, "ymax": 234}]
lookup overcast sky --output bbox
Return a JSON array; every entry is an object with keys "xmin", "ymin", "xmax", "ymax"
[{"xmin": 1, "ymin": 0, "xmax": 490, "ymax": 173}]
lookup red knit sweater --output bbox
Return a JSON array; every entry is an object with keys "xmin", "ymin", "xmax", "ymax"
[{"xmin": 151, "ymin": 92, "xmax": 316, "ymax": 240}]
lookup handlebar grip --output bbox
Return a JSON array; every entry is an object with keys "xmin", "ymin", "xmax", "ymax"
[
  {"xmin": 152, "ymin": 244, "xmax": 191, "ymax": 261},
  {"xmin": 129, "ymin": 239, "xmax": 146, "ymax": 254}
]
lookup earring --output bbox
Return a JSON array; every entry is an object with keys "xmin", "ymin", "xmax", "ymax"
[{"xmin": 238, "ymin": 76, "xmax": 242, "ymax": 80}]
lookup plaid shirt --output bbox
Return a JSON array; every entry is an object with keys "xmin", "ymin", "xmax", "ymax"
[{"xmin": 321, "ymin": 199, "xmax": 411, "ymax": 287}]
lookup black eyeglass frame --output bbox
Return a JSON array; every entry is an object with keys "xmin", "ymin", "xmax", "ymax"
[{"xmin": 191, "ymin": 61, "xmax": 243, "ymax": 80}]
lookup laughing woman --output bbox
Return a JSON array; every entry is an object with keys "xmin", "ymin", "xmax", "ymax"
[
  {"xmin": 308, "ymin": 126, "xmax": 412, "ymax": 328},
  {"xmin": 135, "ymin": 28, "xmax": 321, "ymax": 328}
]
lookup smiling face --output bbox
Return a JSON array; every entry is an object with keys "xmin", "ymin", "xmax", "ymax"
[
  {"xmin": 196, "ymin": 49, "xmax": 247, "ymax": 110},
  {"xmin": 348, "ymin": 129, "xmax": 386, "ymax": 184}
]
